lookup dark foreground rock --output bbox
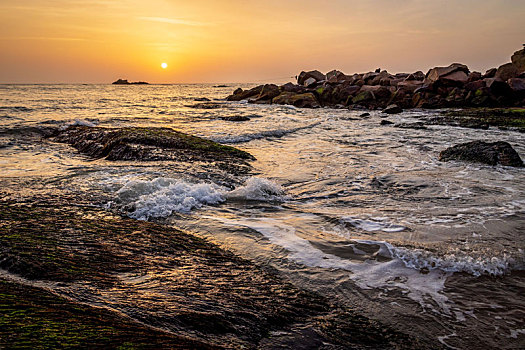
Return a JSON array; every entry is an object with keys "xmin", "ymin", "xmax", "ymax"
[
  {"xmin": 50, "ymin": 126, "xmax": 254, "ymax": 162},
  {"xmin": 0, "ymin": 201, "xmax": 432, "ymax": 349},
  {"xmin": 226, "ymin": 46, "xmax": 525, "ymax": 110},
  {"xmin": 439, "ymin": 141, "xmax": 524, "ymax": 167},
  {"xmin": 0, "ymin": 280, "xmax": 215, "ymax": 349}
]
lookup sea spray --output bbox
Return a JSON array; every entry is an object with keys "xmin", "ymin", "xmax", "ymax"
[{"xmin": 110, "ymin": 176, "xmax": 286, "ymax": 220}]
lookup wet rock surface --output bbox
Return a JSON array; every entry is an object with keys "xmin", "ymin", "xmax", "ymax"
[
  {"xmin": 439, "ymin": 141, "xmax": 524, "ymax": 167},
  {"xmin": 0, "ymin": 201, "xmax": 430, "ymax": 349},
  {"xmin": 50, "ymin": 126, "xmax": 254, "ymax": 163},
  {"xmin": 423, "ymin": 108, "xmax": 525, "ymax": 131}
]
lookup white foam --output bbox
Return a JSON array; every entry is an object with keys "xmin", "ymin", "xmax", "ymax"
[
  {"xmin": 388, "ymin": 244, "xmax": 521, "ymax": 277},
  {"xmin": 226, "ymin": 177, "xmax": 286, "ymax": 201},
  {"xmin": 203, "ymin": 215, "xmax": 451, "ymax": 314},
  {"xmin": 61, "ymin": 119, "xmax": 97, "ymax": 129},
  {"xmin": 108, "ymin": 176, "xmax": 286, "ymax": 219},
  {"xmin": 114, "ymin": 178, "xmax": 225, "ymax": 220}
]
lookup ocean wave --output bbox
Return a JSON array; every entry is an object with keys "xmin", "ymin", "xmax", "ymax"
[
  {"xmin": 60, "ymin": 119, "xmax": 98, "ymax": 129},
  {"xmin": 109, "ymin": 176, "xmax": 286, "ymax": 219},
  {"xmin": 0, "ymin": 106, "xmax": 34, "ymax": 112},
  {"xmin": 210, "ymin": 122, "xmax": 321, "ymax": 144},
  {"xmin": 341, "ymin": 217, "xmax": 407, "ymax": 232},
  {"xmin": 115, "ymin": 178, "xmax": 225, "ymax": 220},
  {"xmin": 354, "ymin": 239, "xmax": 524, "ymax": 277},
  {"xmin": 226, "ymin": 177, "xmax": 286, "ymax": 201}
]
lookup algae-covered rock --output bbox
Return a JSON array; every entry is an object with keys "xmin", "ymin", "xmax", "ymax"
[
  {"xmin": 439, "ymin": 141, "xmax": 523, "ymax": 167},
  {"xmin": 0, "ymin": 202, "xmax": 428, "ymax": 349},
  {"xmin": 272, "ymin": 92, "xmax": 320, "ymax": 108},
  {"xmin": 50, "ymin": 126, "xmax": 254, "ymax": 162}
]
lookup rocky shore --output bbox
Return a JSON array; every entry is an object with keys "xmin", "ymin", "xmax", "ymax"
[
  {"xmin": 0, "ymin": 199, "xmax": 432, "ymax": 349},
  {"xmin": 227, "ymin": 46, "xmax": 525, "ymax": 111}
]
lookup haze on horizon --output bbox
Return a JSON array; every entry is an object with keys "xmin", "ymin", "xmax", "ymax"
[{"xmin": 1, "ymin": 0, "xmax": 524, "ymax": 84}]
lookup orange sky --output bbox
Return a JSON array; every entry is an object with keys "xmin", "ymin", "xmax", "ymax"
[{"xmin": 1, "ymin": 0, "xmax": 524, "ymax": 83}]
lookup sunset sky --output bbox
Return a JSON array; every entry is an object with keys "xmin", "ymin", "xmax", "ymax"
[{"xmin": 1, "ymin": 0, "xmax": 524, "ymax": 83}]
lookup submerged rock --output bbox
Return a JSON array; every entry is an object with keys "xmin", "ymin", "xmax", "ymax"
[
  {"xmin": 188, "ymin": 102, "xmax": 226, "ymax": 109},
  {"xmin": 439, "ymin": 141, "xmax": 523, "ymax": 167},
  {"xmin": 50, "ymin": 126, "xmax": 254, "ymax": 162},
  {"xmin": 220, "ymin": 116, "xmax": 250, "ymax": 122},
  {"xmin": 382, "ymin": 104, "xmax": 403, "ymax": 114}
]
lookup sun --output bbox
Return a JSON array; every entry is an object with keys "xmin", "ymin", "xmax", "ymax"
[{"xmin": 161, "ymin": 62, "xmax": 168, "ymax": 69}]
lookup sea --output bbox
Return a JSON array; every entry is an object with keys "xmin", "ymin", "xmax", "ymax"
[{"xmin": 0, "ymin": 84, "xmax": 524, "ymax": 349}]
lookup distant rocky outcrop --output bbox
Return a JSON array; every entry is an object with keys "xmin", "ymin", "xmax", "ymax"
[
  {"xmin": 112, "ymin": 79, "xmax": 149, "ymax": 85},
  {"xmin": 439, "ymin": 141, "xmax": 523, "ymax": 167},
  {"xmin": 227, "ymin": 45, "xmax": 525, "ymax": 110}
]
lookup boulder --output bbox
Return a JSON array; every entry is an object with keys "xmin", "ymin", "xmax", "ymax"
[
  {"xmin": 326, "ymin": 70, "xmax": 348, "ymax": 83},
  {"xmin": 464, "ymin": 80, "xmax": 486, "ymax": 92},
  {"xmin": 495, "ymin": 63, "xmax": 520, "ymax": 82},
  {"xmin": 334, "ymin": 85, "xmax": 360, "ymax": 104},
  {"xmin": 382, "ymin": 104, "xmax": 403, "ymax": 114},
  {"xmin": 363, "ymin": 72, "xmax": 379, "ymax": 83},
  {"xmin": 405, "ymin": 71, "xmax": 425, "ymax": 81},
  {"xmin": 511, "ymin": 48, "xmax": 525, "ymax": 72},
  {"xmin": 370, "ymin": 71, "xmax": 392, "ymax": 85},
  {"xmin": 439, "ymin": 141, "xmax": 523, "ymax": 167},
  {"xmin": 440, "ymin": 70, "xmax": 469, "ymax": 85},
  {"xmin": 397, "ymin": 80, "xmax": 425, "ymax": 93},
  {"xmin": 483, "ymin": 68, "xmax": 497, "ymax": 79},
  {"xmin": 297, "ymin": 70, "xmax": 325, "ymax": 86},
  {"xmin": 467, "ymin": 72, "xmax": 482, "ymax": 82},
  {"xmin": 508, "ymin": 78, "xmax": 525, "ymax": 93},
  {"xmin": 303, "ymin": 77, "xmax": 318, "ymax": 87},
  {"xmin": 227, "ymin": 85, "xmax": 264, "ymax": 101},
  {"xmin": 485, "ymin": 78, "xmax": 512, "ymax": 96},
  {"xmin": 352, "ymin": 90, "xmax": 375, "ymax": 105},
  {"xmin": 272, "ymin": 92, "xmax": 320, "ymax": 108},
  {"xmin": 470, "ymin": 87, "xmax": 492, "ymax": 106},
  {"xmin": 280, "ymin": 82, "xmax": 305, "ymax": 93},
  {"xmin": 380, "ymin": 120, "xmax": 394, "ymax": 125},
  {"xmin": 256, "ymin": 84, "xmax": 280, "ymax": 101},
  {"xmin": 426, "ymin": 63, "xmax": 470, "ymax": 84}
]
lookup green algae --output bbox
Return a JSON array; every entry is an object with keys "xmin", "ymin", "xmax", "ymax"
[
  {"xmin": 0, "ymin": 280, "xmax": 213, "ymax": 349},
  {"xmin": 442, "ymin": 108, "xmax": 525, "ymax": 130},
  {"xmin": 51, "ymin": 126, "xmax": 254, "ymax": 162}
]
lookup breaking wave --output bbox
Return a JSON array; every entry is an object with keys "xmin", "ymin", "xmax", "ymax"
[{"xmin": 109, "ymin": 176, "xmax": 286, "ymax": 220}]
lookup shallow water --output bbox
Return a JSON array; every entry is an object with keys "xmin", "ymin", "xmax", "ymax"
[{"xmin": 1, "ymin": 84, "xmax": 524, "ymax": 349}]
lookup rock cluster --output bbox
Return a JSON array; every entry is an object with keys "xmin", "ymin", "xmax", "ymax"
[{"xmin": 227, "ymin": 46, "xmax": 525, "ymax": 110}]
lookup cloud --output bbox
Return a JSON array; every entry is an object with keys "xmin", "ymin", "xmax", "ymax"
[{"xmin": 138, "ymin": 16, "xmax": 208, "ymax": 27}]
